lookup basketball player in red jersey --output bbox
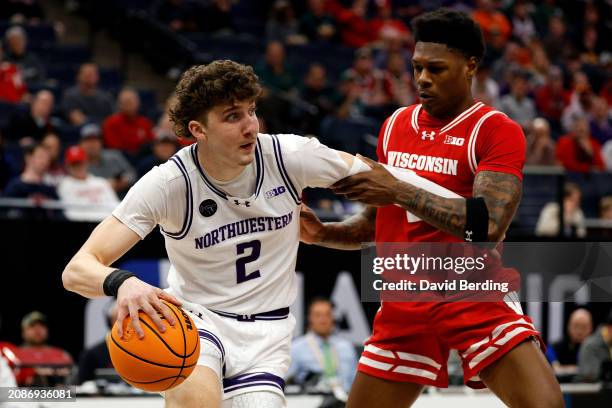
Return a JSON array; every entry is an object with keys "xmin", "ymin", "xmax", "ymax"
[{"xmin": 300, "ymin": 8, "xmax": 564, "ymax": 408}]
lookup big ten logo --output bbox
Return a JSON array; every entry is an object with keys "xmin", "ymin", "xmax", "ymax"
[
  {"xmin": 443, "ymin": 135, "xmax": 465, "ymax": 146},
  {"xmin": 265, "ymin": 186, "xmax": 286, "ymax": 199}
]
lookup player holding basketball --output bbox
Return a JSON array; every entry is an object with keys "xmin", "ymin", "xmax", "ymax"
[
  {"xmin": 61, "ymin": 60, "xmax": 385, "ymax": 408},
  {"xmin": 300, "ymin": 9, "xmax": 564, "ymax": 408}
]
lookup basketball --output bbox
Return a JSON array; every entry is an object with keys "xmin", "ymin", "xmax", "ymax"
[{"xmin": 106, "ymin": 301, "xmax": 200, "ymax": 392}]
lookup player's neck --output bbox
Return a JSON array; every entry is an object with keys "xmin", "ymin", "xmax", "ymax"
[
  {"xmin": 426, "ymin": 95, "xmax": 475, "ymax": 121},
  {"xmin": 196, "ymin": 144, "xmax": 245, "ymax": 182}
]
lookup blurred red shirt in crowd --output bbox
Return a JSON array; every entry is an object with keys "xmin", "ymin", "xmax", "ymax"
[
  {"xmin": 556, "ymin": 116, "xmax": 605, "ymax": 172},
  {"xmin": 0, "ymin": 61, "xmax": 26, "ymax": 103},
  {"xmin": 102, "ymin": 88, "xmax": 154, "ymax": 154}
]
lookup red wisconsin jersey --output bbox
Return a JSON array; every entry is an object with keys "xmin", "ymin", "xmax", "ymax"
[{"xmin": 376, "ymin": 101, "xmax": 526, "ymax": 243}]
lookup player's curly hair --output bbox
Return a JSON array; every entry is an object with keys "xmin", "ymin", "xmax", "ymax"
[
  {"xmin": 169, "ymin": 60, "xmax": 262, "ymax": 139},
  {"xmin": 412, "ymin": 8, "xmax": 486, "ymax": 62}
]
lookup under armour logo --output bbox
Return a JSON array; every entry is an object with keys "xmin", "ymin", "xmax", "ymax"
[
  {"xmin": 421, "ymin": 130, "xmax": 436, "ymax": 141},
  {"xmin": 465, "ymin": 230, "xmax": 473, "ymax": 242},
  {"xmin": 234, "ymin": 199, "xmax": 251, "ymax": 207}
]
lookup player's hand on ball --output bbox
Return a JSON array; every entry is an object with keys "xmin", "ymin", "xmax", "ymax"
[
  {"xmin": 299, "ymin": 204, "xmax": 325, "ymax": 244},
  {"xmin": 331, "ymin": 155, "xmax": 403, "ymax": 207},
  {"xmin": 116, "ymin": 277, "xmax": 182, "ymax": 339}
]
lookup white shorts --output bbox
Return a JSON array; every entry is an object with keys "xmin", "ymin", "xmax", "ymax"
[{"xmin": 178, "ymin": 301, "xmax": 295, "ymax": 400}]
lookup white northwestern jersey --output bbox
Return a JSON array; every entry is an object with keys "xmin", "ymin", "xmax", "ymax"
[{"xmin": 113, "ymin": 133, "xmax": 352, "ymax": 314}]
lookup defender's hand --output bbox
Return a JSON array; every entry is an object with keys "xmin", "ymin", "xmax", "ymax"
[
  {"xmin": 331, "ymin": 155, "xmax": 404, "ymax": 207},
  {"xmin": 116, "ymin": 278, "xmax": 182, "ymax": 339}
]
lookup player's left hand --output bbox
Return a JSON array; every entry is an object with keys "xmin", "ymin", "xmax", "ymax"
[{"xmin": 331, "ymin": 155, "xmax": 404, "ymax": 207}]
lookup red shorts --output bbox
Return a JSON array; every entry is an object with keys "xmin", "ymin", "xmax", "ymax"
[{"xmin": 358, "ymin": 297, "xmax": 544, "ymax": 389}]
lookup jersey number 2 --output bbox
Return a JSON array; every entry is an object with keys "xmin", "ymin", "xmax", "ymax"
[{"xmin": 236, "ymin": 240, "xmax": 261, "ymax": 284}]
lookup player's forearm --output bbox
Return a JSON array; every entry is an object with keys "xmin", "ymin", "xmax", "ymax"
[
  {"xmin": 315, "ymin": 207, "xmax": 376, "ymax": 250},
  {"xmin": 62, "ymin": 252, "xmax": 116, "ymax": 298},
  {"xmin": 393, "ymin": 182, "xmax": 467, "ymax": 239},
  {"xmin": 394, "ymin": 170, "xmax": 521, "ymax": 242}
]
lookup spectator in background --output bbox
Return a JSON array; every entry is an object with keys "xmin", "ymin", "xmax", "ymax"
[
  {"xmin": 299, "ymin": 63, "xmax": 341, "ymax": 135},
  {"xmin": 556, "ymin": 115, "xmax": 604, "ymax": 173},
  {"xmin": 4, "ymin": 89, "xmax": 56, "ymax": 145},
  {"xmin": 79, "ymin": 124, "xmax": 135, "ymax": 196},
  {"xmin": 102, "ymin": 88, "xmax": 154, "ymax": 157},
  {"xmin": 472, "ymin": 0, "xmax": 511, "ymax": 48},
  {"xmin": 528, "ymin": 43, "xmax": 551, "ymax": 88},
  {"xmin": 383, "ymin": 52, "xmax": 415, "ymax": 108},
  {"xmin": 535, "ymin": 182, "xmax": 586, "ymax": 238},
  {"xmin": 543, "ymin": 15, "xmax": 570, "ymax": 64},
  {"xmin": 589, "ymin": 97, "xmax": 612, "ymax": 146},
  {"xmin": 255, "ymin": 41, "xmax": 298, "ymax": 132},
  {"xmin": 61, "ymin": 63, "xmax": 114, "ymax": 126},
  {"xmin": 0, "ymin": 41, "xmax": 27, "ymax": 103},
  {"xmin": 288, "ymin": 298, "xmax": 357, "ymax": 394},
  {"xmin": 340, "ymin": 47, "xmax": 390, "ymax": 120},
  {"xmin": 329, "ymin": 0, "xmax": 373, "ymax": 49},
  {"xmin": 526, "ymin": 117, "xmax": 557, "ymax": 166},
  {"xmin": 58, "ymin": 145, "xmax": 119, "ymax": 222},
  {"xmin": 547, "ymin": 308, "xmax": 593, "ymax": 376},
  {"xmin": 266, "ymin": 0, "xmax": 304, "ymax": 44},
  {"xmin": 471, "ymin": 61, "xmax": 499, "ymax": 107},
  {"xmin": 561, "ymin": 71, "xmax": 593, "ymax": 133},
  {"xmin": 21, "ymin": 312, "xmax": 49, "ymax": 348},
  {"xmin": 369, "ymin": 0, "xmax": 411, "ymax": 45},
  {"xmin": 255, "ymin": 41, "xmax": 298, "ymax": 93},
  {"xmin": 577, "ymin": 309, "xmax": 612, "ymax": 382},
  {"xmin": 136, "ymin": 131, "xmax": 179, "ymax": 178},
  {"xmin": 510, "ymin": 0, "xmax": 536, "ymax": 45},
  {"xmin": 4, "ymin": 25, "xmax": 45, "ymax": 83},
  {"xmin": 153, "ymin": 0, "xmax": 198, "ymax": 32},
  {"xmin": 3, "ymin": 143, "xmax": 57, "ymax": 202},
  {"xmin": 336, "ymin": 72, "xmax": 363, "ymax": 119},
  {"xmin": 299, "ymin": 0, "xmax": 337, "ymax": 43},
  {"xmin": 78, "ymin": 302, "xmax": 118, "ymax": 384},
  {"xmin": 534, "ymin": 66, "xmax": 570, "ymax": 134},
  {"xmin": 40, "ymin": 132, "xmax": 65, "ymax": 187},
  {"xmin": 600, "ymin": 196, "xmax": 612, "ymax": 221},
  {"xmin": 578, "ymin": 26, "xmax": 601, "ymax": 66},
  {"xmin": 198, "ymin": 0, "xmax": 233, "ymax": 35},
  {"xmin": 373, "ymin": 28, "xmax": 412, "ymax": 71},
  {"xmin": 490, "ymin": 41, "xmax": 524, "ymax": 84},
  {"xmin": 497, "ymin": 70, "xmax": 536, "ymax": 129},
  {"xmin": 19, "ymin": 311, "xmax": 73, "ymax": 386}
]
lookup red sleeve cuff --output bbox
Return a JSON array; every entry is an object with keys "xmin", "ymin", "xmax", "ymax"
[{"xmin": 475, "ymin": 165, "xmax": 523, "ymax": 181}]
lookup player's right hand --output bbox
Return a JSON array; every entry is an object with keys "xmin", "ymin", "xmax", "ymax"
[
  {"xmin": 299, "ymin": 204, "xmax": 325, "ymax": 244},
  {"xmin": 116, "ymin": 277, "xmax": 182, "ymax": 339}
]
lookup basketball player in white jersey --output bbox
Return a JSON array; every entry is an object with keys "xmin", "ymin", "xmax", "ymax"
[{"xmin": 60, "ymin": 60, "xmax": 369, "ymax": 408}]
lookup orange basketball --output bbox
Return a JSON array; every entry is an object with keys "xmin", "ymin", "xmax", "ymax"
[{"xmin": 106, "ymin": 301, "xmax": 200, "ymax": 392}]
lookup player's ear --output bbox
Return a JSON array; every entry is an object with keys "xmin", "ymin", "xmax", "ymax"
[
  {"xmin": 188, "ymin": 120, "xmax": 207, "ymax": 141},
  {"xmin": 466, "ymin": 56, "xmax": 478, "ymax": 80}
]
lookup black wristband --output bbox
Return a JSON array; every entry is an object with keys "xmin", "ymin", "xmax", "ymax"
[
  {"xmin": 103, "ymin": 269, "xmax": 136, "ymax": 297},
  {"xmin": 465, "ymin": 197, "xmax": 489, "ymax": 242}
]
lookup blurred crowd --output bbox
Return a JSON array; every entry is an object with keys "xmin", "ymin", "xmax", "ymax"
[{"xmin": 0, "ymin": 0, "xmax": 610, "ymax": 234}]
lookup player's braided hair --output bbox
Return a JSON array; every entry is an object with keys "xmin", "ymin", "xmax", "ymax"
[
  {"xmin": 169, "ymin": 60, "xmax": 262, "ymax": 139},
  {"xmin": 412, "ymin": 8, "xmax": 486, "ymax": 62}
]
